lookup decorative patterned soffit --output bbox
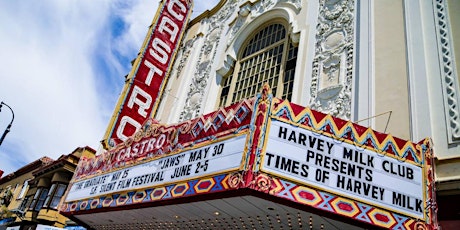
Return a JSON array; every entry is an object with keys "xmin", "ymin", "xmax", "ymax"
[
  {"xmin": 309, "ymin": 0, "xmax": 355, "ymax": 120},
  {"xmin": 434, "ymin": 0, "xmax": 460, "ymax": 143},
  {"xmin": 180, "ymin": 0, "xmax": 302, "ymax": 121}
]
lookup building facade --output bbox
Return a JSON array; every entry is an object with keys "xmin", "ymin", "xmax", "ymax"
[
  {"xmin": 153, "ymin": 0, "xmax": 459, "ymax": 227},
  {"xmin": 62, "ymin": 0, "xmax": 460, "ymax": 229},
  {"xmin": 0, "ymin": 157, "xmax": 53, "ymax": 230},
  {"xmin": 1, "ymin": 147, "xmax": 95, "ymax": 230}
]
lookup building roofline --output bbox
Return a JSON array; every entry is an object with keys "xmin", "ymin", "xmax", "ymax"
[
  {"xmin": 188, "ymin": 0, "xmax": 227, "ymax": 27},
  {"xmin": 0, "ymin": 156, "xmax": 54, "ymax": 183}
]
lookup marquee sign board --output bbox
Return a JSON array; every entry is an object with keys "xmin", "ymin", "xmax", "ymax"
[
  {"xmin": 261, "ymin": 120, "xmax": 425, "ymax": 219},
  {"xmin": 66, "ymin": 135, "xmax": 246, "ymax": 201},
  {"xmin": 64, "ymin": 99, "xmax": 254, "ymax": 202},
  {"xmin": 102, "ymin": 0, "xmax": 193, "ymax": 148},
  {"xmin": 62, "ymin": 87, "xmax": 437, "ymax": 229}
]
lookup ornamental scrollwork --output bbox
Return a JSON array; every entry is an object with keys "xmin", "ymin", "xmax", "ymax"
[
  {"xmin": 179, "ymin": 0, "xmax": 239, "ymax": 121},
  {"xmin": 309, "ymin": 0, "xmax": 355, "ymax": 120},
  {"xmin": 172, "ymin": 36, "xmax": 199, "ymax": 79},
  {"xmin": 228, "ymin": 0, "xmax": 302, "ymax": 46}
]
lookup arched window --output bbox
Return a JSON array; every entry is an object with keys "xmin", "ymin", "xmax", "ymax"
[{"xmin": 219, "ymin": 22, "xmax": 298, "ymax": 107}]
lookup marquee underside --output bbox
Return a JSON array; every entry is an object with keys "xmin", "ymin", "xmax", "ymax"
[{"xmin": 71, "ymin": 194, "xmax": 369, "ymax": 230}]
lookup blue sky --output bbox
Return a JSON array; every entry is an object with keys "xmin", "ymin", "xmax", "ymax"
[{"xmin": 0, "ymin": 0, "xmax": 220, "ymax": 176}]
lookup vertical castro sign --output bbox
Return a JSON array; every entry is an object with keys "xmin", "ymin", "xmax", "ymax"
[{"xmin": 103, "ymin": 0, "xmax": 193, "ymax": 148}]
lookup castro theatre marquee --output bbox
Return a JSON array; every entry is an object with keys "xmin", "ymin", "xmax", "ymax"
[
  {"xmin": 60, "ymin": 86, "xmax": 437, "ymax": 229},
  {"xmin": 58, "ymin": 0, "xmax": 438, "ymax": 229}
]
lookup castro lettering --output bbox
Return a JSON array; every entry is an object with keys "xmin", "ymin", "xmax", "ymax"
[{"xmin": 105, "ymin": 0, "xmax": 192, "ymax": 147}]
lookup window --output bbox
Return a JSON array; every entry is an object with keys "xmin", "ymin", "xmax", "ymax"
[
  {"xmin": 19, "ymin": 195, "xmax": 32, "ymax": 211},
  {"xmin": 219, "ymin": 22, "xmax": 298, "ymax": 107},
  {"xmin": 29, "ymin": 187, "xmax": 49, "ymax": 211},
  {"xmin": 43, "ymin": 184, "xmax": 67, "ymax": 209},
  {"xmin": 17, "ymin": 180, "xmax": 30, "ymax": 200}
]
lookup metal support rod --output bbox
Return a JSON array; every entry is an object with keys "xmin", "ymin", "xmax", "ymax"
[{"xmin": 354, "ymin": 111, "xmax": 392, "ymax": 133}]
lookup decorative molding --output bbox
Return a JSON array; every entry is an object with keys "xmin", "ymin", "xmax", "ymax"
[
  {"xmin": 288, "ymin": 0, "xmax": 302, "ymax": 10},
  {"xmin": 179, "ymin": 0, "xmax": 239, "ymax": 121},
  {"xmin": 171, "ymin": 35, "xmax": 199, "ymax": 79},
  {"xmin": 252, "ymin": 0, "xmax": 278, "ymax": 16},
  {"xmin": 433, "ymin": 0, "xmax": 460, "ymax": 143},
  {"xmin": 228, "ymin": 0, "xmax": 302, "ymax": 47},
  {"xmin": 179, "ymin": 0, "xmax": 303, "ymax": 121},
  {"xmin": 309, "ymin": 0, "xmax": 355, "ymax": 120},
  {"xmin": 290, "ymin": 31, "xmax": 300, "ymax": 45},
  {"xmin": 252, "ymin": 0, "xmax": 302, "ymax": 17},
  {"xmin": 217, "ymin": 54, "xmax": 236, "ymax": 76},
  {"xmin": 227, "ymin": 10, "xmax": 248, "ymax": 47}
]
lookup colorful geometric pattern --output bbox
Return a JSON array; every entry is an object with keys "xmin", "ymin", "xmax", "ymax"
[
  {"xmin": 256, "ymin": 174, "xmax": 420, "ymax": 229},
  {"xmin": 73, "ymin": 99, "xmax": 254, "ymax": 180},
  {"xmin": 266, "ymin": 98, "xmax": 438, "ymax": 229},
  {"xmin": 61, "ymin": 173, "xmax": 237, "ymax": 213},
  {"xmin": 271, "ymin": 98, "xmax": 426, "ymax": 165}
]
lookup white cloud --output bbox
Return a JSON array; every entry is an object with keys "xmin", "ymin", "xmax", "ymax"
[
  {"xmin": 0, "ymin": 0, "xmax": 220, "ymax": 176},
  {"xmin": 0, "ymin": 0, "xmax": 119, "ymax": 175}
]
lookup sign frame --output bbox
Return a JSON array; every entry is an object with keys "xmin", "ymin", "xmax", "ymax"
[
  {"xmin": 66, "ymin": 133, "xmax": 249, "ymax": 202},
  {"xmin": 259, "ymin": 118, "xmax": 427, "ymax": 220}
]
